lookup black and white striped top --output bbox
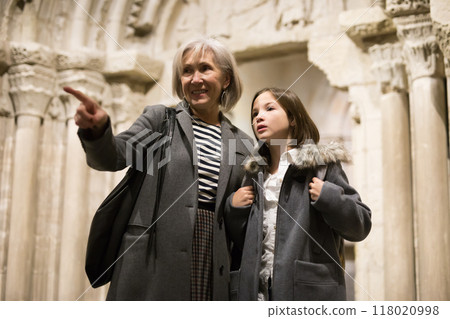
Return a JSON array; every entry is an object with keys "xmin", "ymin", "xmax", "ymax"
[{"xmin": 192, "ymin": 116, "xmax": 222, "ymax": 205}]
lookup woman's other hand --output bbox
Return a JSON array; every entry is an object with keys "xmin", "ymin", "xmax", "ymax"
[
  {"xmin": 63, "ymin": 86, "xmax": 109, "ymax": 133},
  {"xmin": 309, "ymin": 177, "xmax": 324, "ymax": 201},
  {"xmin": 232, "ymin": 186, "xmax": 254, "ymax": 207}
]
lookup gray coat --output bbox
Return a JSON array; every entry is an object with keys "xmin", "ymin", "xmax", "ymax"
[
  {"xmin": 79, "ymin": 101, "xmax": 252, "ymax": 300},
  {"xmin": 224, "ymin": 143, "xmax": 372, "ymax": 301}
]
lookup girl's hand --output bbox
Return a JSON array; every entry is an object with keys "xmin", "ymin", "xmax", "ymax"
[
  {"xmin": 309, "ymin": 177, "xmax": 324, "ymax": 201},
  {"xmin": 63, "ymin": 86, "xmax": 109, "ymax": 133},
  {"xmin": 232, "ymin": 186, "xmax": 254, "ymax": 207}
]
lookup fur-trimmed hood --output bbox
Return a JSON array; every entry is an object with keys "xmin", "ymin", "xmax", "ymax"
[{"xmin": 244, "ymin": 142, "xmax": 351, "ymax": 174}]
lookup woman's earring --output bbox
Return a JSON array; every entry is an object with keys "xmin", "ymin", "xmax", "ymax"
[{"xmin": 220, "ymin": 89, "xmax": 227, "ymax": 105}]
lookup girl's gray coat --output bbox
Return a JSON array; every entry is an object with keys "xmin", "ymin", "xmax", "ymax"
[
  {"xmin": 79, "ymin": 101, "xmax": 252, "ymax": 300},
  {"xmin": 224, "ymin": 143, "xmax": 372, "ymax": 301}
]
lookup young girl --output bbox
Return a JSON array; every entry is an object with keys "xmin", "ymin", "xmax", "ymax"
[{"xmin": 225, "ymin": 87, "xmax": 371, "ymax": 301}]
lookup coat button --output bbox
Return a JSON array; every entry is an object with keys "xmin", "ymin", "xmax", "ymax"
[
  {"xmin": 219, "ymin": 265, "xmax": 224, "ymax": 275},
  {"xmin": 218, "ymin": 217, "xmax": 223, "ymax": 229}
]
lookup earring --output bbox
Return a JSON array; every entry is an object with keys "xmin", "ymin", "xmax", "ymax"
[{"xmin": 220, "ymin": 89, "xmax": 227, "ymax": 105}]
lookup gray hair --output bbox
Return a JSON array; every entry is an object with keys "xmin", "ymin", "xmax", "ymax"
[{"xmin": 172, "ymin": 37, "xmax": 242, "ymax": 112}]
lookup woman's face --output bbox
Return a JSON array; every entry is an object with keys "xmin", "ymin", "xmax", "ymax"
[
  {"xmin": 181, "ymin": 49, "xmax": 230, "ymax": 112},
  {"xmin": 252, "ymin": 91, "xmax": 293, "ymax": 144}
]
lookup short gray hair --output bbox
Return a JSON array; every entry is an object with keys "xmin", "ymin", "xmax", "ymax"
[{"xmin": 172, "ymin": 37, "xmax": 242, "ymax": 112}]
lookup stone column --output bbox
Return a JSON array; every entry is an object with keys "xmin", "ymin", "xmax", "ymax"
[
  {"xmin": 347, "ymin": 84, "xmax": 385, "ymax": 301},
  {"xmin": 57, "ymin": 50, "xmax": 105, "ymax": 300},
  {"xmin": 5, "ymin": 43, "xmax": 55, "ymax": 300},
  {"xmin": 337, "ymin": 6, "xmax": 401, "ymax": 300},
  {"xmin": 32, "ymin": 96, "xmax": 67, "ymax": 300},
  {"xmin": 0, "ymin": 42, "xmax": 13, "ymax": 301},
  {"xmin": 395, "ymin": 13, "xmax": 450, "ymax": 300},
  {"xmin": 369, "ymin": 42, "xmax": 415, "ymax": 300}
]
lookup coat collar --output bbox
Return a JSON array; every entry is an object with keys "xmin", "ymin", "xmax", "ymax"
[
  {"xmin": 175, "ymin": 100, "xmax": 195, "ymax": 151},
  {"xmin": 244, "ymin": 142, "xmax": 351, "ymax": 174}
]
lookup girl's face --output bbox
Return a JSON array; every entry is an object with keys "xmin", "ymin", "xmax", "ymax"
[
  {"xmin": 180, "ymin": 49, "xmax": 230, "ymax": 112},
  {"xmin": 252, "ymin": 91, "xmax": 293, "ymax": 143}
]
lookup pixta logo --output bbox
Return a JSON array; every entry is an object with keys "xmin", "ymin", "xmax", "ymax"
[{"xmin": 126, "ymin": 129, "xmax": 172, "ymax": 175}]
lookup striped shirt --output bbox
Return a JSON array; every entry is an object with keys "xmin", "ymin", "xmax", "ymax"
[{"xmin": 192, "ymin": 116, "xmax": 222, "ymax": 205}]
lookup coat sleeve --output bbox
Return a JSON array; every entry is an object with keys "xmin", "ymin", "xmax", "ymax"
[
  {"xmin": 77, "ymin": 105, "xmax": 167, "ymax": 171},
  {"xmin": 224, "ymin": 174, "xmax": 253, "ymax": 250},
  {"xmin": 311, "ymin": 162, "xmax": 372, "ymax": 242}
]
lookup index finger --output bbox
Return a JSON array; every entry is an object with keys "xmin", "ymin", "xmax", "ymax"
[{"xmin": 63, "ymin": 86, "xmax": 91, "ymax": 104}]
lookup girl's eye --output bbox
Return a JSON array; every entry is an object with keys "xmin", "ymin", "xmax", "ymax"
[
  {"xmin": 252, "ymin": 112, "xmax": 258, "ymax": 118},
  {"xmin": 266, "ymin": 106, "xmax": 273, "ymax": 111}
]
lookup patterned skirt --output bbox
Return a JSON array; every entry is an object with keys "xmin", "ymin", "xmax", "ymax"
[{"xmin": 191, "ymin": 207, "xmax": 214, "ymax": 301}]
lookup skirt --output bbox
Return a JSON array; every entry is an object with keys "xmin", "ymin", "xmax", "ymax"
[{"xmin": 190, "ymin": 206, "xmax": 214, "ymax": 301}]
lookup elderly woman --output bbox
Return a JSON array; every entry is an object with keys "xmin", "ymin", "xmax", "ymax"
[{"xmin": 64, "ymin": 38, "xmax": 252, "ymax": 300}]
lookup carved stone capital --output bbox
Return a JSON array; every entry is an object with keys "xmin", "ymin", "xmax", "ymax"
[
  {"xmin": 0, "ymin": 76, "xmax": 14, "ymax": 117},
  {"xmin": 56, "ymin": 49, "xmax": 105, "ymax": 72},
  {"xmin": 396, "ymin": 14, "xmax": 444, "ymax": 79},
  {"xmin": 58, "ymin": 69, "xmax": 105, "ymax": 118},
  {"xmin": 395, "ymin": 13, "xmax": 434, "ymax": 41},
  {"xmin": 340, "ymin": 6, "xmax": 396, "ymax": 42},
  {"xmin": 432, "ymin": 21, "xmax": 450, "ymax": 75},
  {"xmin": 386, "ymin": 0, "xmax": 430, "ymax": 17},
  {"xmin": 369, "ymin": 42, "xmax": 408, "ymax": 93},
  {"xmin": 46, "ymin": 96, "xmax": 66, "ymax": 121},
  {"xmin": 0, "ymin": 92, "xmax": 14, "ymax": 118},
  {"xmin": 8, "ymin": 64, "xmax": 56, "ymax": 119},
  {"xmin": 0, "ymin": 41, "xmax": 10, "ymax": 75},
  {"xmin": 403, "ymin": 39, "xmax": 444, "ymax": 80},
  {"xmin": 103, "ymin": 50, "xmax": 164, "ymax": 85},
  {"xmin": 10, "ymin": 41, "xmax": 55, "ymax": 68}
]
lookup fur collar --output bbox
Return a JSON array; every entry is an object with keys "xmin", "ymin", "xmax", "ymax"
[{"xmin": 244, "ymin": 142, "xmax": 351, "ymax": 174}]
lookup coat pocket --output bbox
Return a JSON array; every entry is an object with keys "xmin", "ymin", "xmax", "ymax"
[
  {"xmin": 229, "ymin": 269, "xmax": 241, "ymax": 301},
  {"xmin": 293, "ymin": 260, "xmax": 345, "ymax": 301},
  {"xmin": 107, "ymin": 224, "xmax": 153, "ymax": 300}
]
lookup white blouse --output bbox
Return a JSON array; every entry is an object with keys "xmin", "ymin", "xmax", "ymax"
[{"xmin": 258, "ymin": 148, "xmax": 299, "ymax": 301}]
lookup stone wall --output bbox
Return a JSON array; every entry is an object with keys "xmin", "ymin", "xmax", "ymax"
[{"xmin": 0, "ymin": 0, "xmax": 448, "ymax": 301}]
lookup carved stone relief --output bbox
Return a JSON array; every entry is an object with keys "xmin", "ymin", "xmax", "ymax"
[
  {"xmin": 56, "ymin": 50, "xmax": 105, "ymax": 72},
  {"xmin": 369, "ymin": 42, "xmax": 407, "ymax": 93},
  {"xmin": 386, "ymin": 0, "xmax": 430, "ymax": 17},
  {"xmin": 10, "ymin": 42, "xmax": 54, "ymax": 68},
  {"xmin": 432, "ymin": 21, "xmax": 450, "ymax": 74},
  {"xmin": 396, "ymin": 14, "xmax": 444, "ymax": 79},
  {"xmin": 8, "ymin": 64, "xmax": 55, "ymax": 118},
  {"xmin": 127, "ymin": 0, "xmax": 163, "ymax": 37}
]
